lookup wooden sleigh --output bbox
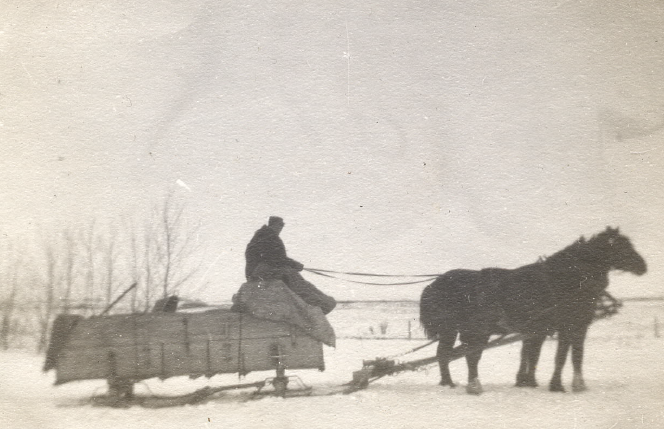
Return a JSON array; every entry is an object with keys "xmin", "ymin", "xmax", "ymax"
[{"xmin": 43, "ymin": 306, "xmax": 325, "ymax": 404}]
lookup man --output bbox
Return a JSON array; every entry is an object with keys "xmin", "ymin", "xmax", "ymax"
[
  {"xmin": 245, "ymin": 216, "xmax": 304, "ymax": 280},
  {"xmin": 244, "ymin": 216, "xmax": 336, "ymax": 314}
]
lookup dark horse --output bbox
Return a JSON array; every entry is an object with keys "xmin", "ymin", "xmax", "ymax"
[{"xmin": 419, "ymin": 227, "xmax": 646, "ymax": 394}]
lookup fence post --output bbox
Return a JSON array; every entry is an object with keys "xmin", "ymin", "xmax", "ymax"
[
  {"xmin": 655, "ymin": 317, "xmax": 660, "ymax": 338},
  {"xmin": 408, "ymin": 320, "xmax": 412, "ymax": 340}
]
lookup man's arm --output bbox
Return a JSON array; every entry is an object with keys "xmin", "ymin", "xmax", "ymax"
[
  {"xmin": 261, "ymin": 234, "xmax": 303, "ymax": 270},
  {"xmin": 284, "ymin": 257, "xmax": 304, "ymax": 271}
]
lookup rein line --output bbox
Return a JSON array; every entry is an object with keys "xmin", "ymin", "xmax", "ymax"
[
  {"xmin": 304, "ymin": 268, "xmax": 440, "ymax": 286},
  {"xmin": 304, "ymin": 267, "xmax": 447, "ymax": 278}
]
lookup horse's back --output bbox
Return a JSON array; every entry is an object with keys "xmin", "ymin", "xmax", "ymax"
[
  {"xmin": 420, "ymin": 269, "xmax": 507, "ymax": 339},
  {"xmin": 420, "ymin": 269, "xmax": 481, "ymax": 310}
]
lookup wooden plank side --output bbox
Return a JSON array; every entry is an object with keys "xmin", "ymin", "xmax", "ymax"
[
  {"xmin": 186, "ymin": 338, "xmax": 241, "ymax": 376},
  {"xmin": 100, "ymin": 315, "xmax": 140, "ymax": 348},
  {"xmin": 185, "ymin": 310, "xmax": 240, "ymax": 341},
  {"xmin": 131, "ymin": 342, "xmax": 162, "ymax": 380},
  {"xmin": 240, "ymin": 335, "xmax": 324, "ymax": 374},
  {"xmin": 66, "ymin": 313, "xmax": 143, "ymax": 349},
  {"xmin": 56, "ymin": 343, "xmax": 163, "ymax": 383},
  {"xmin": 144, "ymin": 313, "xmax": 187, "ymax": 345},
  {"xmin": 56, "ymin": 348, "xmax": 110, "ymax": 383},
  {"xmin": 54, "ymin": 310, "xmax": 325, "ymax": 384},
  {"xmin": 283, "ymin": 335, "xmax": 325, "ymax": 370},
  {"xmin": 64, "ymin": 316, "xmax": 116, "ymax": 349},
  {"xmin": 239, "ymin": 313, "xmax": 293, "ymax": 339},
  {"xmin": 157, "ymin": 342, "xmax": 189, "ymax": 378}
]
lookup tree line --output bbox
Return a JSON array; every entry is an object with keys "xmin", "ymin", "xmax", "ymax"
[{"xmin": 0, "ymin": 191, "xmax": 205, "ymax": 353}]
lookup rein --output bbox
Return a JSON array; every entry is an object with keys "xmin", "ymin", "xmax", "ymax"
[
  {"xmin": 305, "ymin": 268, "xmax": 447, "ymax": 278},
  {"xmin": 304, "ymin": 267, "xmax": 443, "ymax": 286}
]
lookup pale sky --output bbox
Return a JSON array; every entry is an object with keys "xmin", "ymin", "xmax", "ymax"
[{"xmin": 1, "ymin": 0, "xmax": 663, "ymax": 302}]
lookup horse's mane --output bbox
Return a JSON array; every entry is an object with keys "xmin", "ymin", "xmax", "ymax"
[{"xmin": 539, "ymin": 230, "xmax": 611, "ymax": 269}]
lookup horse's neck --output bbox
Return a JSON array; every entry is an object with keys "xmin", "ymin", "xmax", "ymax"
[
  {"xmin": 542, "ymin": 254, "xmax": 610, "ymax": 295},
  {"xmin": 547, "ymin": 241, "xmax": 611, "ymax": 271}
]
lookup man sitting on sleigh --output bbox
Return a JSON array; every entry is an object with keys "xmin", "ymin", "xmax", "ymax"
[{"xmin": 243, "ymin": 216, "xmax": 336, "ymax": 315}]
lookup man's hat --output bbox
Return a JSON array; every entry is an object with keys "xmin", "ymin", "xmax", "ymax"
[{"xmin": 268, "ymin": 216, "xmax": 284, "ymax": 226}]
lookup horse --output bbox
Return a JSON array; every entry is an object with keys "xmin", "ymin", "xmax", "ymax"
[
  {"xmin": 514, "ymin": 227, "xmax": 646, "ymax": 392},
  {"xmin": 419, "ymin": 227, "xmax": 647, "ymax": 394}
]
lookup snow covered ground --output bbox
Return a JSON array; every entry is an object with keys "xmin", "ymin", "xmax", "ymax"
[{"xmin": 1, "ymin": 301, "xmax": 663, "ymax": 429}]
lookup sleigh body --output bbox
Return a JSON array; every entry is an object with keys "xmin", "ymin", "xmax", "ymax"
[{"xmin": 45, "ymin": 308, "xmax": 324, "ymax": 387}]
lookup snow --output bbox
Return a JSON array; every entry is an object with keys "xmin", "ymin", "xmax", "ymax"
[{"xmin": 1, "ymin": 301, "xmax": 663, "ymax": 429}]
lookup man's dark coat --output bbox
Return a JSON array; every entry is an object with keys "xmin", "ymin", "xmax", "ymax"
[{"xmin": 244, "ymin": 225, "xmax": 302, "ymax": 280}]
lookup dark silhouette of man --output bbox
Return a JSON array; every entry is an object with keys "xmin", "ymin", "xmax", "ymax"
[
  {"xmin": 244, "ymin": 216, "xmax": 336, "ymax": 314},
  {"xmin": 245, "ymin": 216, "xmax": 303, "ymax": 280}
]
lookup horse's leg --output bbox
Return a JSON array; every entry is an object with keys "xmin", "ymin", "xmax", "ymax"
[
  {"xmin": 525, "ymin": 335, "xmax": 546, "ymax": 387},
  {"xmin": 549, "ymin": 331, "xmax": 571, "ymax": 392},
  {"xmin": 515, "ymin": 340, "xmax": 530, "ymax": 387},
  {"xmin": 437, "ymin": 329, "xmax": 458, "ymax": 387},
  {"xmin": 465, "ymin": 333, "xmax": 490, "ymax": 395},
  {"xmin": 516, "ymin": 335, "xmax": 546, "ymax": 387},
  {"xmin": 571, "ymin": 324, "xmax": 590, "ymax": 392}
]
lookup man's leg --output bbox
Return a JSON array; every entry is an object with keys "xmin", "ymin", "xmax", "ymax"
[{"xmin": 282, "ymin": 270, "xmax": 337, "ymax": 314}]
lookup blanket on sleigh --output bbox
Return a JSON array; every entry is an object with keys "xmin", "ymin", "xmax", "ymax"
[{"xmin": 232, "ymin": 279, "xmax": 336, "ymax": 347}]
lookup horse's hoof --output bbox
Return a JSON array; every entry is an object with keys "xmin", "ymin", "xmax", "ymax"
[
  {"xmin": 466, "ymin": 379, "xmax": 483, "ymax": 395},
  {"xmin": 515, "ymin": 372, "xmax": 538, "ymax": 387},
  {"xmin": 549, "ymin": 383, "xmax": 566, "ymax": 393},
  {"xmin": 439, "ymin": 380, "xmax": 456, "ymax": 388},
  {"xmin": 572, "ymin": 381, "xmax": 587, "ymax": 392},
  {"xmin": 515, "ymin": 378, "xmax": 538, "ymax": 388}
]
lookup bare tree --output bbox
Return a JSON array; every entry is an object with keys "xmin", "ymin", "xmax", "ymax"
[
  {"xmin": 125, "ymin": 217, "xmax": 142, "ymax": 313},
  {"xmin": 79, "ymin": 219, "xmax": 100, "ymax": 315},
  {"xmin": 124, "ymin": 214, "xmax": 158, "ymax": 313},
  {"xmin": 147, "ymin": 191, "xmax": 203, "ymax": 302},
  {"xmin": 0, "ymin": 189, "xmax": 206, "ymax": 352},
  {"xmin": 100, "ymin": 223, "xmax": 126, "ymax": 309},
  {"xmin": 142, "ymin": 217, "xmax": 158, "ymax": 311},
  {"xmin": 94, "ymin": 191, "xmax": 204, "ymax": 313},
  {"xmin": 0, "ymin": 244, "xmax": 21, "ymax": 350},
  {"xmin": 36, "ymin": 244, "xmax": 58, "ymax": 353},
  {"xmin": 58, "ymin": 228, "xmax": 77, "ymax": 314}
]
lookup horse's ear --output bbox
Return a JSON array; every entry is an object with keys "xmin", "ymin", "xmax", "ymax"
[{"xmin": 579, "ymin": 236, "xmax": 586, "ymax": 243}]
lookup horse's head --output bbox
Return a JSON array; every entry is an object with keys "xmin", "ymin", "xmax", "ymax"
[{"xmin": 593, "ymin": 226, "xmax": 647, "ymax": 276}]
